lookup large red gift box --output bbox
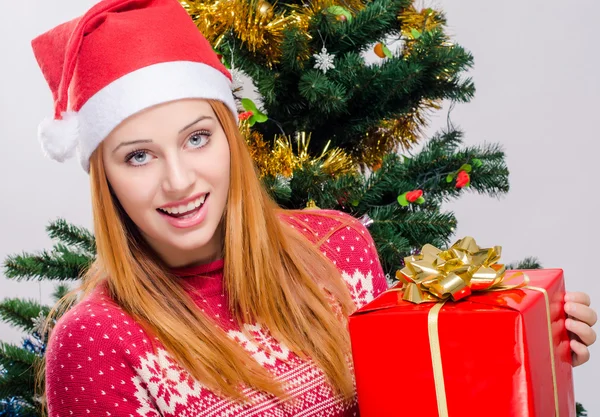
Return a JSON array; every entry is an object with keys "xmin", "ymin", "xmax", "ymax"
[{"xmin": 349, "ymin": 269, "xmax": 575, "ymax": 416}]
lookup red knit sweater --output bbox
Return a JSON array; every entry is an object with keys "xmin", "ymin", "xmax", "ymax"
[{"xmin": 45, "ymin": 210, "xmax": 388, "ymax": 416}]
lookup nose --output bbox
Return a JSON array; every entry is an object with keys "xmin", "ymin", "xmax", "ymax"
[{"xmin": 161, "ymin": 153, "xmax": 195, "ymax": 194}]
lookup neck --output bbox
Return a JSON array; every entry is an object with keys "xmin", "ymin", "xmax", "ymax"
[{"xmin": 144, "ymin": 223, "xmax": 225, "ymax": 269}]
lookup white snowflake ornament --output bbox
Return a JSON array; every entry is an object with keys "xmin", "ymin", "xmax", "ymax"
[
  {"xmin": 313, "ymin": 46, "xmax": 335, "ymax": 73},
  {"xmin": 31, "ymin": 311, "xmax": 46, "ymax": 335}
]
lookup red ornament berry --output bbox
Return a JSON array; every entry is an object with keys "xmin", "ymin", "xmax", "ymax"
[
  {"xmin": 406, "ymin": 189, "xmax": 423, "ymax": 202},
  {"xmin": 239, "ymin": 111, "xmax": 253, "ymax": 121},
  {"xmin": 456, "ymin": 170, "xmax": 470, "ymax": 188}
]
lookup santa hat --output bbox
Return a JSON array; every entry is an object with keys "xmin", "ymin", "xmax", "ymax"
[{"xmin": 31, "ymin": 0, "xmax": 237, "ymax": 172}]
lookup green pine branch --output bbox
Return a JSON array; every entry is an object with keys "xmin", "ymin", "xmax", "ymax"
[
  {"xmin": 506, "ymin": 257, "xmax": 543, "ymax": 271},
  {"xmin": 51, "ymin": 283, "xmax": 73, "ymax": 302},
  {"xmin": 0, "ymin": 299, "xmax": 49, "ymax": 335},
  {"xmin": 577, "ymin": 402, "xmax": 587, "ymax": 416},
  {"xmin": 3, "ymin": 247, "xmax": 92, "ymax": 282},
  {"xmin": 298, "ymin": 70, "xmax": 349, "ymax": 116},
  {"xmin": 280, "ymin": 26, "xmax": 310, "ymax": 73},
  {"xmin": 370, "ymin": 208, "xmax": 456, "ymax": 273},
  {"xmin": 0, "ymin": 343, "xmax": 36, "ymax": 399},
  {"xmin": 3, "ymin": 218, "xmax": 95, "ymax": 282},
  {"xmin": 46, "ymin": 218, "xmax": 96, "ymax": 255},
  {"xmin": 401, "ymin": 128, "xmax": 509, "ymax": 202},
  {"xmin": 286, "ymin": 164, "xmax": 362, "ymax": 209},
  {"xmin": 357, "ymin": 131, "xmax": 509, "ymax": 209},
  {"xmin": 261, "ymin": 175, "xmax": 293, "ymax": 205},
  {"xmin": 312, "ymin": 0, "xmax": 409, "ymax": 54}
]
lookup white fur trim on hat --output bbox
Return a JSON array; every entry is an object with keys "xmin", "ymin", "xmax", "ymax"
[
  {"xmin": 77, "ymin": 60, "xmax": 237, "ymax": 173},
  {"xmin": 38, "ymin": 110, "xmax": 80, "ymax": 163}
]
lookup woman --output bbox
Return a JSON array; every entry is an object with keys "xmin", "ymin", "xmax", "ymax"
[{"xmin": 32, "ymin": 0, "xmax": 596, "ymax": 416}]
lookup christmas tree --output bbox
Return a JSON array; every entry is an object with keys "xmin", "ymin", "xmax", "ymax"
[{"xmin": 0, "ymin": 0, "xmax": 586, "ymax": 414}]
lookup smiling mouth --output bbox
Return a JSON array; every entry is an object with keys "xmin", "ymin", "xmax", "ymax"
[{"xmin": 157, "ymin": 193, "xmax": 209, "ymax": 218}]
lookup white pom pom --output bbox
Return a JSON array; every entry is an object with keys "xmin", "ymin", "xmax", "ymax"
[{"xmin": 38, "ymin": 110, "xmax": 80, "ymax": 163}]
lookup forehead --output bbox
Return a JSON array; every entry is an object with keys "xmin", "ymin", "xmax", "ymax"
[{"xmin": 107, "ymin": 99, "xmax": 216, "ymax": 141}]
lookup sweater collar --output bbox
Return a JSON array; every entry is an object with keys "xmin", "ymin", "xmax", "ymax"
[
  {"xmin": 170, "ymin": 258, "xmax": 225, "ymax": 297},
  {"xmin": 170, "ymin": 258, "xmax": 224, "ymax": 277}
]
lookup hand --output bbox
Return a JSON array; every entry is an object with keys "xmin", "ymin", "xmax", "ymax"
[{"xmin": 564, "ymin": 292, "xmax": 597, "ymax": 367}]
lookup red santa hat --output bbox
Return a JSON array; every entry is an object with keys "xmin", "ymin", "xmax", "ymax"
[{"xmin": 31, "ymin": 0, "xmax": 237, "ymax": 172}]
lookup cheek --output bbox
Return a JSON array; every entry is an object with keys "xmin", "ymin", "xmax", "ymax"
[
  {"xmin": 203, "ymin": 142, "xmax": 231, "ymax": 188},
  {"xmin": 109, "ymin": 173, "xmax": 157, "ymax": 220},
  {"xmin": 221, "ymin": 151, "xmax": 231, "ymax": 184}
]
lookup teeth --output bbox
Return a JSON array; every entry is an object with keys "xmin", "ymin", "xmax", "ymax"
[{"xmin": 160, "ymin": 194, "xmax": 207, "ymax": 215}]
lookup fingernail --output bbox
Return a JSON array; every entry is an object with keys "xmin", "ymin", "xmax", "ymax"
[
  {"xmin": 565, "ymin": 318, "xmax": 572, "ymax": 329},
  {"xmin": 568, "ymin": 303, "xmax": 577, "ymax": 314}
]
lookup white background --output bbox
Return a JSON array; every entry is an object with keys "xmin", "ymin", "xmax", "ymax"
[{"xmin": 1, "ymin": 0, "xmax": 598, "ymax": 413}]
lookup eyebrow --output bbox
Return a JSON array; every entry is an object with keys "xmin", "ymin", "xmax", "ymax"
[{"xmin": 112, "ymin": 115, "xmax": 214, "ymax": 153}]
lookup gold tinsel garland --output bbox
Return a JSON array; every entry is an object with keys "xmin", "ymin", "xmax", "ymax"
[
  {"xmin": 242, "ymin": 124, "xmax": 355, "ymax": 179},
  {"xmin": 181, "ymin": 0, "xmax": 366, "ymax": 66},
  {"xmin": 358, "ymin": 99, "xmax": 442, "ymax": 169},
  {"xmin": 399, "ymin": 6, "xmax": 445, "ymax": 40},
  {"xmin": 181, "ymin": 0, "xmax": 289, "ymax": 64}
]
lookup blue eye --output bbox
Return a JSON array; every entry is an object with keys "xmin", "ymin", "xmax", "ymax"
[
  {"xmin": 188, "ymin": 130, "xmax": 211, "ymax": 148},
  {"xmin": 125, "ymin": 150, "xmax": 151, "ymax": 167}
]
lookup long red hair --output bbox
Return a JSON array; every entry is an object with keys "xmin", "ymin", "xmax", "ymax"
[{"xmin": 38, "ymin": 99, "xmax": 359, "ymax": 408}]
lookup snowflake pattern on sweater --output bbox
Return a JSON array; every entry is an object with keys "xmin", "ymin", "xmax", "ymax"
[{"xmin": 45, "ymin": 210, "xmax": 388, "ymax": 416}]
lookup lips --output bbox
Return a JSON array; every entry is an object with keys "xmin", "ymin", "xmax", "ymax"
[
  {"xmin": 157, "ymin": 193, "xmax": 208, "ymax": 217},
  {"xmin": 157, "ymin": 193, "xmax": 210, "ymax": 229}
]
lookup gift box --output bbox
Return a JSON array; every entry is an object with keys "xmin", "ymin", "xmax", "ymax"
[{"xmin": 349, "ymin": 239, "xmax": 575, "ymax": 417}]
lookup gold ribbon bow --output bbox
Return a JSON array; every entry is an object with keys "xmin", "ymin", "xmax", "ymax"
[{"xmin": 394, "ymin": 236, "xmax": 527, "ymax": 304}]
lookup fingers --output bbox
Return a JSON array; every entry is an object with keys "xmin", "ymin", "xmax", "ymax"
[
  {"xmin": 565, "ymin": 292, "xmax": 591, "ymax": 306},
  {"xmin": 566, "ymin": 318, "xmax": 597, "ymax": 346},
  {"xmin": 565, "ymin": 302, "xmax": 598, "ymax": 327},
  {"xmin": 563, "ymin": 292, "xmax": 595, "ymax": 367},
  {"xmin": 571, "ymin": 339, "xmax": 590, "ymax": 367}
]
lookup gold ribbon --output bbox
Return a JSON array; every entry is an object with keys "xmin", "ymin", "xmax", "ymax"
[
  {"xmin": 427, "ymin": 301, "xmax": 448, "ymax": 417},
  {"xmin": 527, "ymin": 286, "xmax": 560, "ymax": 416},
  {"xmin": 388, "ymin": 236, "xmax": 560, "ymax": 416}
]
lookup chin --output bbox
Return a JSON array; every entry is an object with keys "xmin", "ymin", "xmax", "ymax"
[
  {"xmin": 137, "ymin": 206, "xmax": 224, "ymax": 255},
  {"xmin": 168, "ymin": 232, "xmax": 215, "ymax": 252},
  {"xmin": 170, "ymin": 216, "xmax": 222, "ymax": 244}
]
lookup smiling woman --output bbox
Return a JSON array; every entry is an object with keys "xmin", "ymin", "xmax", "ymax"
[{"xmin": 29, "ymin": 0, "xmax": 388, "ymax": 415}]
